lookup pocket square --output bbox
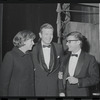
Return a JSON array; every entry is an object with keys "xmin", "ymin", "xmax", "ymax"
[
  {"xmin": 34, "ymin": 68, "xmax": 36, "ymax": 71},
  {"xmin": 57, "ymin": 56, "xmax": 60, "ymax": 58}
]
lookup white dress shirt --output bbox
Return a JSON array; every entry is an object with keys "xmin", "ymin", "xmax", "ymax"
[
  {"xmin": 42, "ymin": 42, "xmax": 51, "ymax": 69},
  {"xmin": 68, "ymin": 49, "xmax": 81, "ymax": 76}
]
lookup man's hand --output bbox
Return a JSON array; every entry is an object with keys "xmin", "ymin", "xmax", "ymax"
[
  {"xmin": 66, "ymin": 76, "xmax": 78, "ymax": 84},
  {"xmin": 59, "ymin": 93, "xmax": 65, "ymax": 97}
]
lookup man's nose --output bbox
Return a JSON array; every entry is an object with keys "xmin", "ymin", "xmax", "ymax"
[
  {"xmin": 66, "ymin": 42, "xmax": 68, "ymax": 45},
  {"xmin": 32, "ymin": 41, "xmax": 35, "ymax": 45}
]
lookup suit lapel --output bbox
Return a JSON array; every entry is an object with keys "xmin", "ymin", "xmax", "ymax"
[
  {"xmin": 49, "ymin": 45, "xmax": 55, "ymax": 72},
  {"xmin": 48, "ymin": 43, "xmax": 58, "ymax": 73},
  {"xmin": 36, "ymin": 41, "xmax": 49, "ymax": 72},
  {"xmin": 74, "ymin": 51, "xmax": 85, "ymax": 76}
]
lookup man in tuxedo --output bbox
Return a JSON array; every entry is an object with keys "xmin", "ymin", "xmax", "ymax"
[
  {"xmin": 58, "ymin": 31, "xmax": 99, "ymax": 96},
  {"xmin": 31, "ymin": 23, "xmax": 63, "ymax": 96}
]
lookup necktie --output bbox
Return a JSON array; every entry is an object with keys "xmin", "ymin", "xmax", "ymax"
[
  {"xmin": 71, "ymin": 54, "xmax": 78, "ymax": 57},
  {"xmin": 43, "ymin": 45, "xmax": 51, "ymax": 48}
]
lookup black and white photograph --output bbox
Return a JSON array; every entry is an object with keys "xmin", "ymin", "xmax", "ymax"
[{"xmin": 0, "ymin": 3, "xmax": 100, "ymax": 100}]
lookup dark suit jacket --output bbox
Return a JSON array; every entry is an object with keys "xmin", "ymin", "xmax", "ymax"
[
  {"xmin": 31, "ymin": 41, "xmax": 63, "ymax": 96},
  {"xmin": 59, "ymin": 51, "xmax": 99, "ymax": 96},
  {"xmin": 0, "ymin": 47, "xmax": 35, "ymax": 96}
]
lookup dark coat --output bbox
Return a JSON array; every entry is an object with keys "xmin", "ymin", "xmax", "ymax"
[
  {"xmin": 59, "ymin": 51, "xmax": 99, "ymax": 96},
  {"xmin": 0, "ymin": 47, "xmax": 35, "ymax": 96},
  {"xmin": 31, "ymin": 41, "xmax": 63, "ymax": 96}
]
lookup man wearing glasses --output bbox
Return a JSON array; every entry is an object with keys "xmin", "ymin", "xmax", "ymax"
[{"xmin": 58, "ymin": 31, "xmax": 99, "ymax": 96}]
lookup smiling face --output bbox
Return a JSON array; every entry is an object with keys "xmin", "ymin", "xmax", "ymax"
[
  {"xmin": 24, "ymin": 39, "xmax": 34, "ymax": 51},
  {"xmin": 39, "ymin": 28, "xmax": 53, "ymax": 45},
  {"xmin": 66, "ymin": 35, "xmax": 81, "ymax": 53}
]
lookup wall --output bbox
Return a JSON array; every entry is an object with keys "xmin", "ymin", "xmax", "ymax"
[{"xmin": 0, "ymin": 4, "xmax": 3, "ymax": 67}]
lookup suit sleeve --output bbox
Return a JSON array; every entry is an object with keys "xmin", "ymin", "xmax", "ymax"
[
  {"xmin": 58, "ymin": 57, "xmax": 65, "ymax": 94},
  {"xmin": 59, "ymin": 44, "xmax": 64, "ymax": 63},
  {"xmin": 0, "ymin": 52, "xmax": 13, "ymax": 96},
  {"xmin": 78, "ymin": 56, "xmax": 100, "ymax": 87}
]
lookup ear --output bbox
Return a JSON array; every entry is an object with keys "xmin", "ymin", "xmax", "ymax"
[
  {"xmin": 39, "ymin": 32, "xmax": 42, "ymax": 38},
  {"xmin": 77, "ymin": 40, "xmax": 81, "ymax": 45}
]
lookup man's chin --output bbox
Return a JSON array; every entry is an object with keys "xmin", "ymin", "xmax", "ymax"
[{"xmin": 46, "ymin": 43, "xmax": 51, "ymax": 45}]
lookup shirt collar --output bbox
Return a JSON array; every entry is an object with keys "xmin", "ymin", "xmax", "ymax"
[
  {"xmin": 72, "ymin": 49, "xmax": 81, "ymax": 57},
  {"xmin": 41, "ymin": 41, "xmax": 51, "ymax": 48},
  {"xmin": 41, "ymin": 41, "xmax": 44, "ymax": 47}
]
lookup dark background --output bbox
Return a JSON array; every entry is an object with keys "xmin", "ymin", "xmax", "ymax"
[{"xmin": 2, "ymin": 3, "xmax": 58, "ymax": 59}]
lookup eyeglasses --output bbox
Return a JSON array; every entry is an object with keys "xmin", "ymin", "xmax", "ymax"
[{"xmin": 66, "ymin": 40, "xmax": 79, "ymax": 43}]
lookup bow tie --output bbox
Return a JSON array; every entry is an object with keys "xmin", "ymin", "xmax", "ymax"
[
  {"xmin": 43, "ymin": 45, "xmax": 51, "ymax": 48},
  {"xmin": 71, "ymin": 54, "xmax": 78, "ymax": 57}
]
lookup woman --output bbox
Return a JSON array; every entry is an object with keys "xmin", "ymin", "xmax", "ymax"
[{"xmin": 0, "ymin": 30, "xmax": 36, "ymax": 96}]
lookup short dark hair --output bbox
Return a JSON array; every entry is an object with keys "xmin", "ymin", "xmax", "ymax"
[
  {"xmin": 13, "ymin": 30, "xmax": 36, "ymax": 48},
  {"xmin": 65, "ymin": 31, "xmax": 87, "ymax": 47},
  {"xmin": 40, "ymin": 23, "xmax": 54, "ymax": 33}
]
